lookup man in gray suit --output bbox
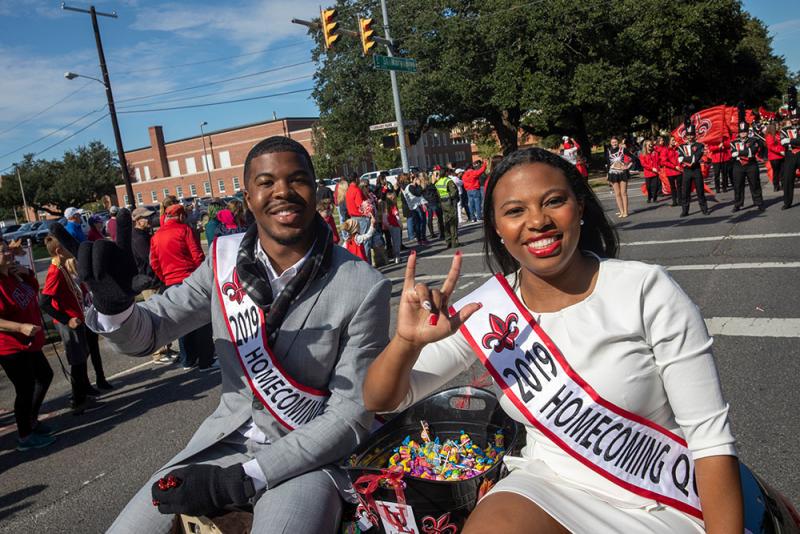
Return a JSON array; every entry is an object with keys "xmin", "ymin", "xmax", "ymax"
[{"xmin": 79, "ymin": 137, "xmax": 391, "ymax": 533}]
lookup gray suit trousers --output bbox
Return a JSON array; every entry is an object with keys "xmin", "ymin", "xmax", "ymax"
[{"xmin": 106, "ymin": 438, "xmax": 342, "ymax": 534}]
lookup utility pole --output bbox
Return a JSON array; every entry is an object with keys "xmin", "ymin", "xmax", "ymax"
[
  {"xmin": 62, "ymin": 3, "xmax": 135, "ymax": 207},
  {"xmin": 200, "ymin": 121, "xmax": 215, "ymax": 196},
  {"xmin": 14, "ymin": 166, "xmax": 32, "ymax": 222},
  {"xmin": 378, "ymin": 0, "xmax": 410, "ymax": 173}
]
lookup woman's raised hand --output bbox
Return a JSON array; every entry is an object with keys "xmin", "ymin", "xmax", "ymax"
[{"xmin": 395, "ymin": 250, "xmax": 482, "ymax": 348}]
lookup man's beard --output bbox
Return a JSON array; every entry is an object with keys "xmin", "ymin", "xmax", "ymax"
[{"xmin": 260, "ymin": 220, "xmax": 314, "ymax": 247}]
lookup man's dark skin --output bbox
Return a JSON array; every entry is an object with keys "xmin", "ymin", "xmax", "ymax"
[{"xmin": 244, "ymin": 152, "xmax": 318, "ymax": 274}]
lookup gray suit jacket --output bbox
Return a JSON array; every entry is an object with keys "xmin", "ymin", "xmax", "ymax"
[{"xmin": 90, "ymin": 240, "xmax": 390, "ymax": 489}]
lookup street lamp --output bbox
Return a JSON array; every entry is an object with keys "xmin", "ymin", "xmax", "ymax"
[
  {"xmin": 200, "ymin": 121, "xmax": 214, "ymax": 196},
  {"xmin": 64, "ymin": 68, "xmax": 135, "ymax": 207}
]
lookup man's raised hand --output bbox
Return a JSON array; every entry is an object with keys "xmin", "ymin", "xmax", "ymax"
[
  {"xmin": 77, "ymin": 208, "xmax": 138, "ymax": 315},
  {"xmin": 394, "ymin": 250, "xmax": 481, "ymax": 349}
]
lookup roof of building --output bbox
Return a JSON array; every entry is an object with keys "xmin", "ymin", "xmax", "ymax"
[{"xmin": 126, "ymin": 116, "xmax": 319, "ymax": 153}]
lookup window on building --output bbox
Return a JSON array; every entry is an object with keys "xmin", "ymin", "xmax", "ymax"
[
  {"xmin": 175, "ymin": 185, "xmax": 183, "ymax": 198},
  {"xmin": 185, "ymin": 157, "xmax": 197, "ymax": 174},
  {"xmin": 217, "ymin": 180, "xmax": 226, "ymax": 193},
  {"xmin": 143, "ymin": 166, "xmax": 151, "ymax": 181},
  {"xmin": 203, "ymin": 182, "xmax": 211, "ymax": 195},
  {"xmin": 168, "ymin": 160, "xmax": 180, "ymax": 176},
  {"xmin": 203, "ymin": 154, "xmax": 214, "ymax": 171},
  {"xmin": 134, "ymin": 167, "xmax": 142, "ymax": 182},
  {"xmin": 162, "ymin": 188, "xmax": 170, "ymax": 199},
  {"xmin": 123, "ymin": 194, "xmax": 129, "ymax": 206},
  {"xmin": 232, "ymin": 177, "xmax": 240, "ymax": 191},
  {"xmin": 189, "ymin": 184, "xmax": 197, "ymax": 196},
  {"xmin": 136, "ymin": 192, "xmax": 143, "ymax": 205},
  {"xmin": 151, "ymin": 191, "xmax": 158, "ymax": 202},
  {"xmin": 219, "ymin": 151, "xmax": 232, "ymax": 169}
]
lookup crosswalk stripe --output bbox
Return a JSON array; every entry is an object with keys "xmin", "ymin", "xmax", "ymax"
[
  {"xmin": 705, "ymin": 317, "xmax": 800, "ymax": 338},
  {"xmin": 389, "ymin": 261, "xmax": 800, "ymax": 283},
  {"xmin": 621, "ymin": 232, "xmax": 800, "ymax": 246}
]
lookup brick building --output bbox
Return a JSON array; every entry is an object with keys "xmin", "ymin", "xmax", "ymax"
[
  {"xmin": 118, "ymin": 117, "xmax": 316, "ymax": 206},
  {"xmin": 118, "ymin": 117, "xmax": 476, "ymax": 205}
]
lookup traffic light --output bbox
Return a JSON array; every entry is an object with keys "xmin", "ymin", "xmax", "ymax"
[
  {"xmin": 359, "ymin": 17, "xmax": 376, "ymax": 55},
  {"xmin": 321, "ymin": 8, "xmax": 339, "ymax": 49}
]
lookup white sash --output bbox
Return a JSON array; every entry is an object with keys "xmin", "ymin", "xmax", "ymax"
[
  {"xmin": 453, "ymin": 274, "xmax": 703, "ymax": 520},
  {"xmin": 213, "ymin": 233, "xmax": 330, "ymax": 432}
]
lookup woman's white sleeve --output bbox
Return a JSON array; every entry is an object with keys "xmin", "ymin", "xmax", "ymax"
[
  {"xmin": 642, "ymin": 266, "xmax": 737, "ymax": 459},
  {"xmin": 393, "ymin": 332, "xmax": 475, "ymax": 412}
]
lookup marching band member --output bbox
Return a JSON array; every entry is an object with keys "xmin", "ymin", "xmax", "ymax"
[
  {"xmin": 659, "ymin": 137, "xmax": 683, "ymax": 206},
  {"xmin": 364, "ymin": 147, "xmax": 742, "ymax": 534},
  {"xmin": 604, "ymin": 137, "xmax": 631, "ymax": 218},
  {"xmin": 765, "ymin": 123, "xmax": 785, "ymax": 193},
  {"xmin": 730, "ymin": 122, "xmax": 766, "ymax": 213},
  {"xmin": 677, "ymin": 125, "xmax": 709, "ymax": 216},
  {"xmin": 638, "ymin": 140, "xmax": 660, "ymax": 203},
  {"xmin": 707, "ymin": 135, "xmax": 732, "ymax": 194},
  {"xmin": 81, "ymin": 137, "xmax": 391, "ymax": 533},
  {"xmin": 780, "ymin": 111, "xmax": 800, "ymax": 210}
]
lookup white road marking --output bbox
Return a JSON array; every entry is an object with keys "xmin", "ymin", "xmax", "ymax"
[
  {"xmin": 457, "ymin": 280, "xmax": 476, "ymax": 291},
  {"xmin": 428, "ymin": 233, "xmax": 800, "ymax": 259},
  {"xmin": 705, "ymin": 317, "xmax": 800, "ymax": 338},
  {"xmin": 621, "ymin": 232, "xmax": 800, "ymax": 246},
  {"xmin": 390, "ymin": 261, "xmax": 800, "ymax": 283}
]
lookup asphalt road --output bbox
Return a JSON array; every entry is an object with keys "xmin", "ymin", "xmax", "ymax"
[{"xmin": 1, "ymin": 177, "xmax": 798, "ymax": 533}]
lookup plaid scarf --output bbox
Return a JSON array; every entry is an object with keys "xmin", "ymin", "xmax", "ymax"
[{"xmin": 234, "ymin": 215, "xmax": 333, "ymax": 347}]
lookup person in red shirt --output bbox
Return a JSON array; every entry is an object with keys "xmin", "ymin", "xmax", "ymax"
[
  {"xmin": 150, "ymin": 204, "xmax": 215, "ymax": 370},
  {"xmin": 638, "ymin": 140, "xmax": 661, "ymax": 203},
  {"xmin": 462, "ymin": 160, "xmax": 487, "ymax": 221},
  {"xmin": 383, "ymin": 191, "xmax": 403, "ymax": 264},
  {"xmin": 765, "ymin": 122, "xmax": 785, "ymax": 192},
  {"xmin": 40, "ymin": 232, "xmax": 95, "ymax": 414},
  {"xmin": 707, "ymin": 135, "xmax": 733, "ymax": 193},
  {"xmin": 317, "ymin": 199, "xmax": 340, "ymax": 245},
  {"xmin": 345, "ymin": 174, "xmax": 374, "ymax": 261},
  {"xmin": 659, "ymin": 137, "xmax": 684, "ymax": 206},
  {"xmin": 0, "ymin": 239, "xmax": 55, "ymax": 450}
]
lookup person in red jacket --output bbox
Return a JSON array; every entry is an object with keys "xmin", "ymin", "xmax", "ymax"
[
  {"xmin": 150, "ymin": 204, "xmax": 215, "ymax": 370},
  {"xmin": 659, "ymin": 137, "xmax": 684, "ymax": 206},
  {"xmin": 462, "ymin": 159, "xmax": 487, "ymax": 221},
  {"xmin": 345, "ymin": 174, "xmax": 373, "ymax": 261},
  {"xmin": 765, "ymin": 122, "xmax": 785, "ymax": 192},
  {"xmin": 639, "ymin": 140, "xmax": 661, "ymax": 203},
  {"xmin": 0, "ymin": 239, "xmax": 55, "ymax": 450},
  {"xmin": 707, "ymin": 135, "xmax": 733, "ymax": 193}
]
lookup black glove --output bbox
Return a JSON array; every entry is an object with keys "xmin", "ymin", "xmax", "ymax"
[
  {"xmin": 77, "ymin": 208, "xmax": 137, "ymax": 314},
  {"xmin": 49, "ymin": 222, "xmax": 80, "ymax": 258},
  {"xmin": 151, "ymin": 464, "xmax": 256, "ymax": 516}
]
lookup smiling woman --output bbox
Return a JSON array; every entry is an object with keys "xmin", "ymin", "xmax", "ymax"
[{"xmin": 363, "ymin": 147, "xmax": 745, "ymax": 534}]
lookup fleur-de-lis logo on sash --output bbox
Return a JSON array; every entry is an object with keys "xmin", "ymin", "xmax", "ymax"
[
  {"xmin": 421, "ymin": 512, "xmax": 458, "ymax": 534},
  {"xmin": 221, "ymin": 269, "xmax": 246, "ymax": 304},
  {"xmin": 481, "ymin": 313, "xmax": 519, "ymax": 352}
]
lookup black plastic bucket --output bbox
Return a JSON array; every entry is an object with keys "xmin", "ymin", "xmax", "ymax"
[{"xmin": 344, "ymin": 387, "xmax": 520, "ymax": 533}]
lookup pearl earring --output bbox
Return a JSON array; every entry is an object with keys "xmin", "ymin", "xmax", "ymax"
[
  {"xmin": 580, "ymin": 219, "xmax": 584, "ymax": 226},
  {"xmin": 500, "ymin": 238, "xmax": 505, "ymax": 244}
]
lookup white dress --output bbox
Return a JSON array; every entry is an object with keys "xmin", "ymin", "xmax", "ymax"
[{"xmin": 399, "ymin": 258, "xmax": 737, "ymax": 533}]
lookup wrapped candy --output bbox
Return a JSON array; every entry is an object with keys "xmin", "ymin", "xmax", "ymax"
[{"xmin": 384, "ymin": 421, "xmax": 506, "ymax": 482}]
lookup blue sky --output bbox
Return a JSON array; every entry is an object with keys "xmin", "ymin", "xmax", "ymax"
[{"xmin": 0, "ymin": 0, "xmax": 798, "ymax": 175}]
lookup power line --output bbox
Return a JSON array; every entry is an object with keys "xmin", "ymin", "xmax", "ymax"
[
  {"xmin": 116, "ymin": 87, "xmax": 314, "ymax": 114},
  {"xmin": 117, "ymin": 74, "xmax": 315, "ymax": 110},
  {"xmin": 0, "ymin": 81, "xmax": 93, "ymax": 137},
  {"xmin": 0, "ymin": 106, "xmax": 107, "ymax": 160},
  {"xmin": 115, "ymin": 60, "xmax": 314, "ymax": 104},
  {"xmin": 0, "ymin": 113, "xmax": 110, "ymax": 175},
  {"xmin": 115, "ymin": 40, "xmax": 310, "ymax": 75}
]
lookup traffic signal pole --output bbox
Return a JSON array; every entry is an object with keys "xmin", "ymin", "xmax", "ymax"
[{"xmin": 379, "ymin": 0, "xmax": 410, "ymax": 173}]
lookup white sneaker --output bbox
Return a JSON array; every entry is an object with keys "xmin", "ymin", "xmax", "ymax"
[{"xmin": 394, "ymin": 257, "xmax": 400, "ymax": 264}]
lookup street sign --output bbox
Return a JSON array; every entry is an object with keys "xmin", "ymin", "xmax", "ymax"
[
  {"xmin": 369, "ymin": 120, "xmax": 418, "ymax": 132},
  {"xmin": 373, "ymin": 54, "xmax": 417, "ymax": 73}
]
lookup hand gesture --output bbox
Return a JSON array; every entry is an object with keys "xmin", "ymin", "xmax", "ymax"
[
  {"xmin": 77, "ymin": 209, "xmax": 138, "ymax": 315},
  {"xmin": 18, "ymin": 323, "xmax": 41, "ymax": 337},
  {"xmin": 396, "ymin": 251, "xmax": 481, "ymax": 348}
]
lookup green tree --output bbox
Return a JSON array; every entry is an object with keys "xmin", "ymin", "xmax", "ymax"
[
  {"xmin": 311, "ymin": 0, "xmax": 789, "ymax": 159},
  {"xmin": 0, "ymin": 141, "xmax": 121, "ymax": 216}
]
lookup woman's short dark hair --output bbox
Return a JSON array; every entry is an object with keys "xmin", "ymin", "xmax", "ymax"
[{"xmin": 483, "ymin": 147, "xmax": 618, "ymax": 275}]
